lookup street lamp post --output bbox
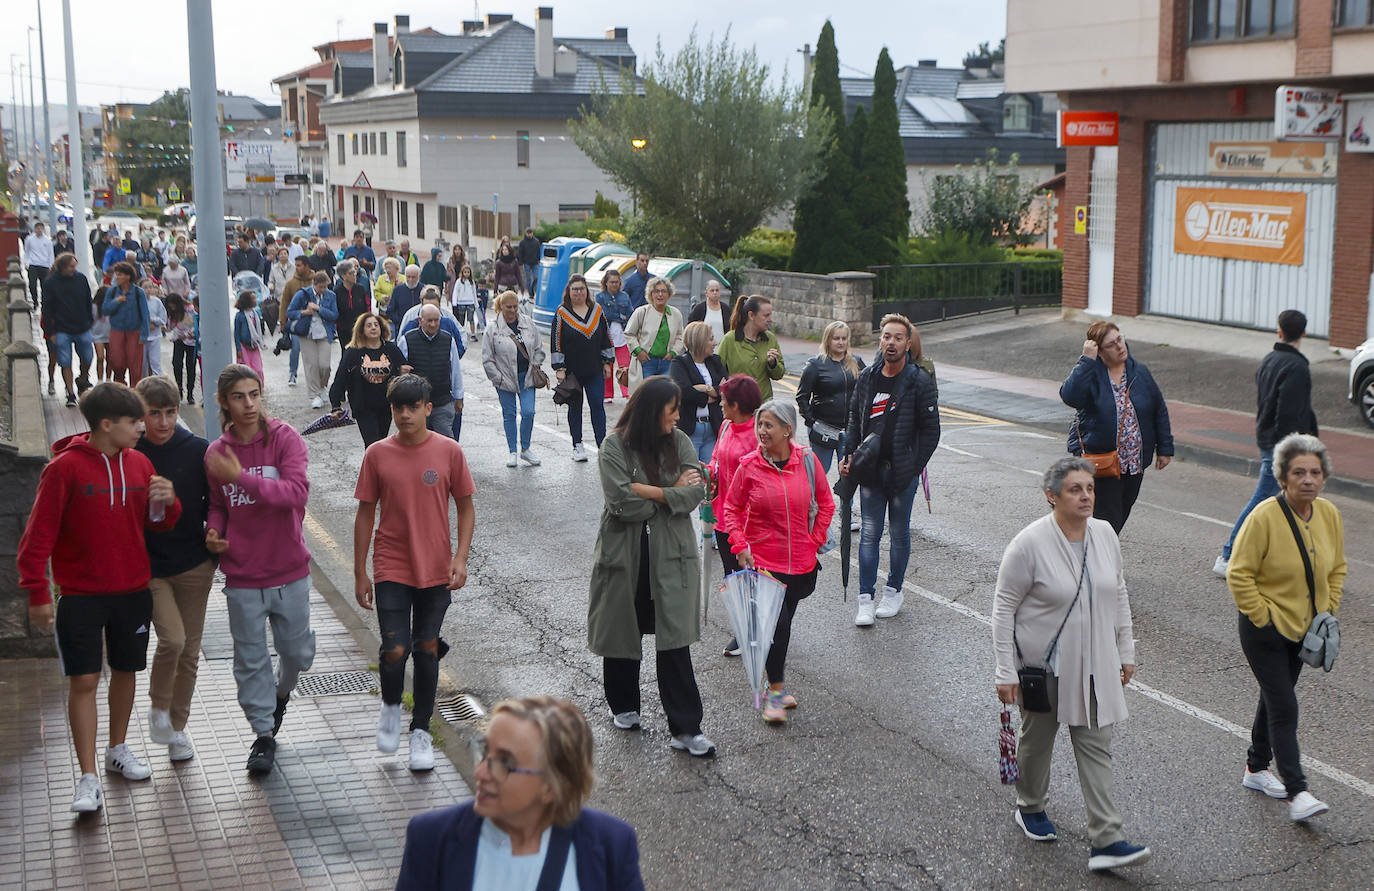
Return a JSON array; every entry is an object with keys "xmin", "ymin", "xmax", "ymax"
[
  {"xmin": 60, "ymin": 0, "xmax": 89, "ymax": 282},
  {"xmin": 37, "ymin": 1, "xmax": 58, "ymax": 233},
  {"xmin": 27, "ymin": 29, "xmax": 39, "ymax": 216}
]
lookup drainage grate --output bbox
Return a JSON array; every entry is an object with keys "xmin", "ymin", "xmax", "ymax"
[
  {"xmin": 435, "ymin": 693, "xmax": 487, "ymax": 724},
  {"xmin": 293, "ymin": 671, "xmax": 377, "ymax": 697}
]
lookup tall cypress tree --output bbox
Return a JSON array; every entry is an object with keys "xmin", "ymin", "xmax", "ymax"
[
  {"xmin": 789, "ymin": 22, "xmax": 865, "ymax": 273},
  {"xmin": 855, "ymin": 48, "xmax": 911, "ymax": 267},
  {"xmin": 848, "ymin": 104, "xmax": 868, "ymax": 171}
]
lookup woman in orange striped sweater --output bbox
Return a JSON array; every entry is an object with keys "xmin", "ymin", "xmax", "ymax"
[{"xmin": 551, "ymin": 274, "xmax": 615, "ymax": 462}]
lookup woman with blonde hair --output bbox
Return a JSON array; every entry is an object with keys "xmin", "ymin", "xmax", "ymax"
[
  {"xmin": 397, "ymin": 697, "xmax": 644, "ymax": 889},
  {"xmin": 797, "ymin": 320, "xmax": 865, "ymax": 473},
  {"xmin": 482, "ymin": 290, "xmax": 546, "ymax": 466},
  {"xmin": 328, "ymin": 312, "xmax": 407, "ymax": 447},
  {"xmin": 669, "ymin": 321, "xmax": 728, "ymax": 463},
  {"xmin": 373, "ymin": 256, "xmax": 402, "ymax": 310},
  {"xmin": 623, "ymin": 276, "xmax": 685, "ymax": 387}
]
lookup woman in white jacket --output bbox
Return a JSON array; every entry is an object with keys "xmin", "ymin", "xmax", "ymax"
[
  {"xmin": 991, "ymin": 456, "xmax": 1150, "ymax": 874},
  {"xmin": 481, "ymin": 290, "xmax": 545, "ymax": 467},
  {"xmin": 622, "ymin": 276, "xmax": 684, "ymax": 390}
]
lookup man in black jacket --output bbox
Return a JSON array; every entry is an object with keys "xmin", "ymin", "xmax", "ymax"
[
  {"xmin": 1214, "ymin": 309, "xmax": 1319, "ymax": 576},
  {"xmin": 517, "ymin": 228, "xmax": 542, "ymax": 298},
  {"xmin": 228, "ymin": 234, "xmax": 263, "ymax": 276},
  {"xmin": 42, "ymin": 253, "xmax": 95, "ymax": 406},
  {"xmin": 839, "ymin": 313, "xmax": 940, "ymax": 626}
]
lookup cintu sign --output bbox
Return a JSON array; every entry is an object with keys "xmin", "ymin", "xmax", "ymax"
[{"xmin": 1173, "ymin": 187, "xmax": 1306, "ymax": 266}]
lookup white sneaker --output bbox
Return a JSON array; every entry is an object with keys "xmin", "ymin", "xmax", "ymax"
[
  {"xmin": 287, "ymin": 376, "xmax": 297, "ymax": 387},
  {"xmin": 71, "ymin": 773, "xmax": 102, "ymax": 813},
  {"xmin": 854, "ymin": 595, "xmax": 876, "ymax": 627},
  {"xmin": 310, "ymin": 395, "xmax": 324, "ymax": 409},
  {"xmin": 850, "ymin": 517, "xmax": 861, "ymax": 532},
  {"xmin": 572, "ymin": 444, "xmax": 588, "ymax": 462},
  {"xmin": 1289, "ymin": 790, "xmax": 1329, "ymax": 821},
  {"xmin": 1242, "ymin": 767, "xmax": 1287, "ymax": 799},
  {"xmin": 147, "ymin": 707, "xmax": 173, "ymax": 745},
  {"xmin": 105, "ymin": 743, "xmax": 152, "ymax": 780},
  {"xmin": 1212, "ymin": 555, "xmax": 1230, "ymax": 579},
  {"xmin": 875, "ymin": 585, "xmax": 904, "ymax": 618},
  {"xmin": 506, "ymin": 452, "xmax": 519, "ymax": 467},
  {"xmin": 377, "ymin": 703, "xmax": 402, "ymax": 753},
  {"xmin": 669, "ymin": 733, "xmax": 717, "ymax": 757},
  {"xmin": 520, "ymin": 450, "xmax": 541, "ymax": 466},
  {"xmin": 611, "ymin": 710, "xmax": 641, "ymax": 730},
  {"xmin": 409, "ymin": 729, "xmax": 435, "ymax": 771},
  {"xmin": 168, "ymin": 731, "xmax": 195, "ymax": 762}
]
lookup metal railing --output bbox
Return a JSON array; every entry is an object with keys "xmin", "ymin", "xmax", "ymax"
[{"xmin": 869, "ymin": 260, "xmax": 1062, "ymax": 325}]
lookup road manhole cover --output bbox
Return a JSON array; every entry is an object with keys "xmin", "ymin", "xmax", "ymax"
[
  {"xmin": 293, "ymin": 671, "xmax": 376, "ymax": 697},
  {"xmin": 436, "ymin": 694, "xmax": 486, "ymax": 724}
]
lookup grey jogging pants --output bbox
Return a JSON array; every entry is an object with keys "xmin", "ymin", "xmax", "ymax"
[{"xmin": 224, "ymin": 574, "xmax": 316, "ymax": 736}]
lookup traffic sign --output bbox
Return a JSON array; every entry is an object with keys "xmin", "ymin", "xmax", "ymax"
[
  {"xmin": 119, "ymin": 177, "xmax": 132, "ymax": 195},
  {"xmin": 1074, "ymin": 206, "xmax": 1087, "ymax": 235},
  {"xmin": 168, "ymin": 183, "xmax": 181, "ymax": 200}
]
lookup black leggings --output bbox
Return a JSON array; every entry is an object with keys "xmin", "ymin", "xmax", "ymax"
[
  {"xmin": 762, "ymin": 566, "xmax": 819, "ymax": 686},
  {"xmin": 1093, "ymin": 472, "xmax": 1144, "ymax": 535},
  {"xmin": 1238, "ymin": 613, "xmax": 1306, "ymax": 797},
  {"xmin": 355, "ymin": 408, "xmax": 392, "ymax": 448},
  {"xmin": 171, "ymin": 341, "xmax": 197, "ymax": 397},
  {"xmin": 602, "ymin": 526, "xmax": 704, "ymax": 736}
]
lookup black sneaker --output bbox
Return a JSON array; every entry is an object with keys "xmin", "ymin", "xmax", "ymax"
[
  {"xmin": 65, "ymin": 393, "xmax": 77, "ymax": 408},
  {"xmin": 246, "ymin": 736, "xmax": 276, "ymax": 773},
  {"xmin": 271, "ymin": 695, "xmax": 289, "ymax": 736},
  {"xmin": 76, "ymin": 378, "xmax": 92, "ymax": 394}
]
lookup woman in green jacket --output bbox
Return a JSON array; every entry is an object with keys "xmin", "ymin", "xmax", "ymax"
[
  {"xmin": 588, "ymin": 377, "xmax": 715, "ymax": 758},
  {"xmin": 718, "ymin": 295, "xmax": 785, "ymax": 401}
]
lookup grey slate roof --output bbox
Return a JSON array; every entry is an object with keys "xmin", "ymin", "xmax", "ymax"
[
  {"xmin": 416, "ymin": 22, "xmax": 637, "ymax": 95},
  {"xmin": 218, "ymin": 95, "xmax": 272, "ymax": 122}
]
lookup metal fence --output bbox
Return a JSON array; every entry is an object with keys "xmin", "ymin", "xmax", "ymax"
[{"xmin": 869, "ymin": 260, "xmax": 1062, "ymax": 326}]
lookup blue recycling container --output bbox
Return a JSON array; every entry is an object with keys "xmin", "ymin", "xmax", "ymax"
[{"xmin": 533, "ymin": 237, "xmax": 592, "ymax": 331}]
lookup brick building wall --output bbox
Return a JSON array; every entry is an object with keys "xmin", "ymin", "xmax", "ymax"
[
  {"xmin": 1062, "ymin": 80, "xmax": 1374, "ymax": 346},
  {"xmin": 1295, "ymin": 0, "xmax": 1333, "ymax": 77}
]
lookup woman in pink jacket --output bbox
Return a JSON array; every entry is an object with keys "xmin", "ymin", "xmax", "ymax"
[
  {"xmin": 722, "ymin": 399, "xmax": 834, "ymax": 724},
  {"xmin": 710, "ymin": 375, "xmax": 761, "ymax": 658}
]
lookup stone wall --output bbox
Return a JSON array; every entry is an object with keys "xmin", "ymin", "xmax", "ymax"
[
  {"xmin": 0, "ymin": 257, "xmax": 53, "ymax": 657},
  {"xmin": 743, "ymin": 270, "xmax": 876, "ymax": 343}
]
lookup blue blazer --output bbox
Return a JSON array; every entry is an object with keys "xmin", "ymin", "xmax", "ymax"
[
  {"xmin": 1060, "ymin": 353, "xmax": 1174, "ymax": 464},
  {"xmin": 395, "ymin": 802, "xmax": 644, "ymax": 891},
  {"xmin": 287, "ymin": 287, "xmax": 339, "ymax": 342}
]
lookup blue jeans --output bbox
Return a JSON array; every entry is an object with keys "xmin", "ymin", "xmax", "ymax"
[
  {"xmin": 640, "ymin": 356, "xmax": 671, "ymax": 379},
  {"xmin": 858, "ymin": 475, "xmax": 921, "ymax": 598},
  {"xmin": 566, "ymin": 374, "xmax": 606, "ymax": 446},
  {"xmin": 1223, "ymin": 449, "xmax": 1279, "ymax": 559},
  {"xmin": 288, "ymin": 333, "xmax": 301, "ymax": 378},
  {"xmin": 54, "ymin": 330, "xmax": 95, "ymax": 368},
  {"xmin": 497, "ymin": 386, "xmax": 536, "ymax": 452},
  {"xmin": 523, "ymin": 264, "xmax": 538, "ymax": 296},
  {"xmin": 688, "ymin": 419, "xmax": 716, "ymax": 463},
  {"xmin": 375, "ymin": 581, "xmax": 451, "ymax": 731}
]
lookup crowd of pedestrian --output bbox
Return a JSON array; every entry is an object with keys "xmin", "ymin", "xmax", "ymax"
[{"xmin": 16, "ymin": 213, "xmax": 1350, "ymax": 883}]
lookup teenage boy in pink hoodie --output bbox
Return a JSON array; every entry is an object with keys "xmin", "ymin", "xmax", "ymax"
[{"xmin": 205, "ymin": 364, "xmax": 314, "ymax": 774}]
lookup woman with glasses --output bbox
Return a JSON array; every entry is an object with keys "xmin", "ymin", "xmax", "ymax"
[
  {"xmin": 397, "ymin": 697, "xmax": 645, "ymax": 889},
  {"xmin": 623, "ymin": 276, "xmax": 684, "ymax": 388}
]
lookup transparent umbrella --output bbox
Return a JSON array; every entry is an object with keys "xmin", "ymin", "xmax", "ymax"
[{"xmin": 719, "ymin": 569, "xmax": 787, "ymax": 709}]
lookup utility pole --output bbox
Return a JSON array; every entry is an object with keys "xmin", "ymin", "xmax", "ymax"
[
  {"xmin": 60, "ymin": 0, "xmax": 89, "ymax": 282},
  {"xmin": 37, "ymin": 1, "xmax": 57, "ymax": 233},
  {"xmin": 8, "ymin": 58, "xmax": 19, "ymax": 209},
  {"xmin": 187, "ymin": 0, "xmax": 231, "ymax": 435},
  {"xmin": 27, "ymin": 30, "xmax": 40, "ymax": 215}
]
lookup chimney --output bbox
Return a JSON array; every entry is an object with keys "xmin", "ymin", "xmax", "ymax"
[
  {"xmin": 485, "ymin": 13, "xmax": 513, "ymax": 27},
  {"xmin": 373, "ymin": 22, "xmax": 390, "ymax": 87},
  {"xmin": 535, "ymin": 7, "xmax": 554, "ymax": 79},
  {"xmin": 917, "ymin": 59, "xmax": 937, "ymax": 68},
  {"xmin": 605, "ymin": 27, "xmax": 627, "ymax": 40},
  {"xmin": 462, "ymin": 19, "xmax": 483, "ymax": 34},
  {"xmin": 394, "ymin": 15, "xmax": 410, "ymax": 35}
]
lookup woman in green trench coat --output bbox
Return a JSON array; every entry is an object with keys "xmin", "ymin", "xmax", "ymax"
[{"xmin": 588, "ymin": 376, "xmax": 716, "ymax": 757}]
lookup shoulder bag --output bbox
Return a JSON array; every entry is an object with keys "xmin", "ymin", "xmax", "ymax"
[
  {"xmin": 1074, "ymin": 378, "xmax": 1128, "ymax": 478},
  {"xmin": 1013, "ymin": 533, "xmax": 1091, "ymax": 712},
  {"xmin": 1275, "ymin": 494, "xmax": 1340, "ymax": 671},
  {"xmin": 509, "ymin": 329, "xmax": 549, "ymax": 389}
]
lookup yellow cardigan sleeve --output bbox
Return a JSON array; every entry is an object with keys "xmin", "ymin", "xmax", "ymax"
[{"xmin": 1227, "ymin": 508, "xmax": 1273, "ymax": 628}]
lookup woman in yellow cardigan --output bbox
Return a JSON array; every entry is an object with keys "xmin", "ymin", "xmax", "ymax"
[{"xmin": 1227, "ymin": 433, "xmax": 1346, "ymax": 823}]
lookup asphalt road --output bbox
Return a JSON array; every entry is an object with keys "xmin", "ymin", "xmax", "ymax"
[{"xmin": 247, "ymin": 333, "xmax": 1374, "ymax": 889}]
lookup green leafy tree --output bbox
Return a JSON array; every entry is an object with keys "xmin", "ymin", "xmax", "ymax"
[
  {"xmin": 571, "ymin": 29, "xmax": 829, "ymax": 256},
  {"xmin": 853, "ymin": 48, "xmax": 910, "ymax": 267},
  {"xmin": 112, "ymin": 91, "xmax": 192, "ymax": 198},
  {"xmin": 919, "ymin": 149, "xmax": 1041, "ymax": 246},
  {"xmin": 592, "ymin": 191, "xmax": 621, "ymax": 219},
  {"xmin": 962, "ymin": 38, "xmax": 1006, "ymax": 66},
  {"xmin": 847, "ymin": 104, "xmax": 868, "ymax": 170},
  {"xmin": 789, "ymin": 21, "xmax": 865, "ymax": 273}
]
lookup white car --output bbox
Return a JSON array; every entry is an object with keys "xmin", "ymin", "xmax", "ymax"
[
  {"xmin": 95, "ymin": 209, "xmax": 143, "ymax": 234},
  {"xmin": 1348, "ymin": 338, "xmax": 1374, "ymax": 429}
]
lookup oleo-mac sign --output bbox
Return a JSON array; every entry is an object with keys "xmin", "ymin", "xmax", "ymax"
[{"xmin": 1174, "ymin": 187, "xmax": 1306, "ymax": 267}]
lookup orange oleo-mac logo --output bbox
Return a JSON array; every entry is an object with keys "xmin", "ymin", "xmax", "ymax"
[{"xmin": 1173, "ymin": 187, "xmax": 1306, "ymax": 267}]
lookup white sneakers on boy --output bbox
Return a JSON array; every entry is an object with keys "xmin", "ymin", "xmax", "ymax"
[
  {"xmin": 105, "ymin": 743, "xmax": 152, "ymax": 780},
  {"xmin": 409, "ymin": 729, "xmax": 435, "ymax": 771},
  {"xmin": 71, "ymin": 773, "xmax": 103, "ymax": 813},
  {"xmin": 377, "ymin": 703, "xmax": 402, "ymax": 754},
  {"xmin": 875, "ymin": 585, "xmax": 904, "ymax": 618},
  {"xmin": 148, "ymin": 707, "xmax": 173, "ymax": 745}
]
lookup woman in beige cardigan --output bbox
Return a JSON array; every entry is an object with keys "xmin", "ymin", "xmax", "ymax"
[
  {"xmin": 992, "ymin": 456, "xmax": 1149, "ymax": 874},
  {"xmin": 623, "ymin": 276, "xmax": 684, "ymax": 390}
]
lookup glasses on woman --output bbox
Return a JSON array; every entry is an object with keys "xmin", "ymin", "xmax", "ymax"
[{"xmin": 476, "ymin": 739, "xmax": 543, "ymax": 781}]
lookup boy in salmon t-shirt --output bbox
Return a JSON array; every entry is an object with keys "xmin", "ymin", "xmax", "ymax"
[
  {"xmin": 353, "ymin": 374, "xmax": 475, "ymax": 771},
  {"xmin": 18, "ymin": 383, "xmax": 182, "ymax": 813}
]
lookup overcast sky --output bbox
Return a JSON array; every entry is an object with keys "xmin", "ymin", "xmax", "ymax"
[{"xmin": 2, "ymin": 0, "xmax": 1005, "ymax": 113}]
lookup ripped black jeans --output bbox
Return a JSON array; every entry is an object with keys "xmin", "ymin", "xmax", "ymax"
[{"xmin": 375, "ymin": 581, "xmax": 452, "ymax": 732}]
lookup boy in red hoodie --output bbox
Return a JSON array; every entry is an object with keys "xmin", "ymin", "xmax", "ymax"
[{"xmin": 19, "ymin": 383, "xmax": 182, "ymax": 813}]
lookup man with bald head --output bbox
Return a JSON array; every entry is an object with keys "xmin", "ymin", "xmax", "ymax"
[{"xmin": 396, "ymin": 303, "xmax": 463, "ymax": 440}]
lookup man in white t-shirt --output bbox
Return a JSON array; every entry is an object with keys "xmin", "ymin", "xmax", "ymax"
[{"xmin": 24, "ymin": 221, "xmax": 55, "ymax": 308}]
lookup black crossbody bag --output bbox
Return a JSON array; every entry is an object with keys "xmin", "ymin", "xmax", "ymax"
[
  {"xmin": 1014, "ymin": 533, "xmax": 1090, "ymax": 713},
  {"xmin": 1275, "ymin": 494, "xmax": 1340, "ymax": 671}
]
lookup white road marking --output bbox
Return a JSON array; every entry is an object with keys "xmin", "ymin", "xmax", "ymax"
[
  {"xmin": 820, "ymin": 546, "xmax": 1374, "ymax": 800},
  {"xmin": 939, "ymin": 444, "xmax": 982, "ymax": 458},
  {"xmin": 534, "ymin": 421, "xmax": 599, "ymax": 454},
  {"xmin": 1137, "ymin": 503, "xmax": 1232, "ymax": 528}
]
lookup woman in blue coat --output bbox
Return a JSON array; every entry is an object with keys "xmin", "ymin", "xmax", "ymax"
[
  {"xmin": 1060, "ymin": 321, "xmax": 1174, "ymax": 534},
  {"xmin": 286, "ymin": 271, "xmax": 340, "ymax": 408},
  {"xmin": 397, "ymin": 696, "xmax": 644, "ymax": 890}
]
